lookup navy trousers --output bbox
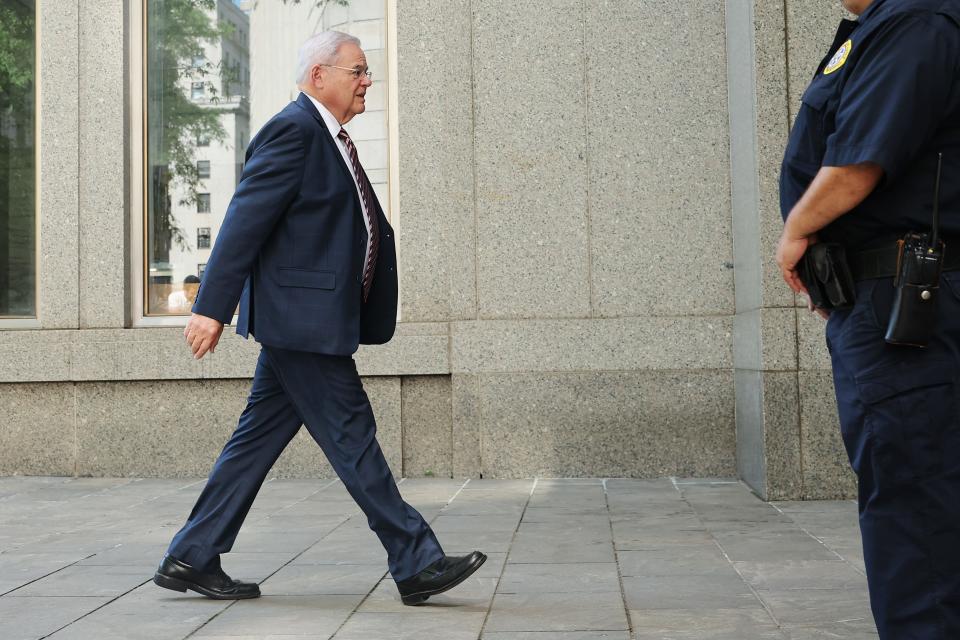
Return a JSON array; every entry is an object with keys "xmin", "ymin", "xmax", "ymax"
[
  {"xmin": 167, "ymin": 346, "xmax": 444, "ymax": 582},
  {"xmin": 826, "ymin": 273, "xmax": 960, "ymax": 639}
]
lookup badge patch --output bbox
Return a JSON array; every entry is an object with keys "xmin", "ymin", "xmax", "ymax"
[{"xmin": 824, "ymin": 39, "xmax": 853, "ymax": 75}]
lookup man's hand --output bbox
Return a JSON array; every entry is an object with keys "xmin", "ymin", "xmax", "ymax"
[
  {"xmin": 806, "ymin": 294, "xmax": 829, "ymax": 320},
  {"xmin": 777, "ymin": 231, "xmax": 830, "ymax": 319},
  {"xmin": 776, "ymin": 162, "xmax": 883, "ymax": 296},
  {"xmin": 184, "ymin": 313, "xmax": 224, "ymax": 360},
  {"xmin": 775, "ymin": 230, "xmax": 811, "ymax": 295}
]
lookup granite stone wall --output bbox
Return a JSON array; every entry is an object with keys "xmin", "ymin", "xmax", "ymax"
[
  {"xmin": 728, "ymin": 0, "xmax": 855, "ymax": 499},
  {"xmin": 0, "ymin": 0, "xmax": 858, "ymax": 499}
]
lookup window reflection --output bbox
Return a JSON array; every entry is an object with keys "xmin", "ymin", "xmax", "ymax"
[
  {"xmin": 145, "ymin": 0, "xmax": 388, "ymax": 316},
  {"xmin": 0, "ymin": 0, "xmax": 36, "ymax": 318}
]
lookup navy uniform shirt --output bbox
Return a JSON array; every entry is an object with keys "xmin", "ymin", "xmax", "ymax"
[{"xmin": 780, "ymin": 0, "xmax": 960, "ymax": 251}]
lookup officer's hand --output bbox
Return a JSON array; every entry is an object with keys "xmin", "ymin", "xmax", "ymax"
[
  {"xmin": 184, "ymin": 313, "xmax": 224, "ymax": 360},
  {"xmin": 807, "ymin": 295, "xmax": 829, "ymax": 321},
  {"xmin": 776, "ymin": 230, "xmax": 811, "ymax": 295}
]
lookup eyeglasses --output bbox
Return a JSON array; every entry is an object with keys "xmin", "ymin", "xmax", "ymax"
[{"xmin": 320, "ymin": 64, "xmax": 373, "ymax": 80}]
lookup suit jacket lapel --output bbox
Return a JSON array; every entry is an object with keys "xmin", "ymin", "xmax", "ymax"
[{"xmin": 294, "ymin": 93, "xmax": 365, "ymax": 216}]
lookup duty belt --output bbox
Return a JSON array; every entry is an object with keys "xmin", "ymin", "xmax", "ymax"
[{"xmin": 850, "ymin": 239, "xmax": 960, "ymax": 280}]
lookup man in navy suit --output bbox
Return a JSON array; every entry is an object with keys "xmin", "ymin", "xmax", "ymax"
[{"xmin": 153, "ymin": 31, "xmax": 485, "ymax": 606}]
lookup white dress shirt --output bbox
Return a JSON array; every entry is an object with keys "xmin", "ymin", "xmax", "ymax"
[{"xmin": 305, "ymin": 94, "xmax": 374, "ymax": 270}]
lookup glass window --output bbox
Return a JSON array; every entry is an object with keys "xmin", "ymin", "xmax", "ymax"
[
  {"xmin": 0, "ymin": 0, "xmax": 36, "ymax": 319},
  {"xmin": 144, "ymin": 0, "xmax": 390, "ymax": 316},
  {"xmin": 197, "ymin": 262, "xmax": 206, "ymax": 278}
]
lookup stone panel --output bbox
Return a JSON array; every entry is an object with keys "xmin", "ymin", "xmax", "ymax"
[
  {"xmin": 355, "ymin": 323, "xmax": 450, "ymax": 376},
  {"xmin": 78, "ymin": 0, "xmax": 127, "ymax": 328},
  {"xmin": 0, "ymin": 383, "xmax": 76, "ymax": 476},
  {"xmin": 37, "ymin": 0, "xmax": 80, "ymax": 329},
  {"xmin": 365, "ymin": 376, "xmax": 403, "ymax": 476},
  {"xmin": 451, "ymin": 374, "xmax": 482, "ymax": 478},
  {"xmin": 761, "ymin": 307, "xmax": 798, "ymax": 371},
  {"xmin": 71, "ymin": 341, "xmax": 118, "ymax": 381},
  {"xmin": 785, "ymin": 0, "xmax": 852, "ymax": 122},
  {"xmin": 200, "ymin": 332, "xmax": 261, "ymax": 380},
  {"xmin": 734, "ymin": 308, "xmax": 797, "ymax": 372},
  {"xmin": 734, "ymin": 310, "xmax": 762, "ymax": 372},
  {"xmin": 473, "ymin": 0, "xmax": 591, "ymax": 319},
  {"xmin": 0, "ymin": 342, "xmax": 71, "ymax": 382},
  {"xmin": 753, "ymin": 0, "xmax": 795, "ymax": 310},
  {"xmin": 401, "ymin": 376, "xmax": 452, "ymax": 478},
  {"xmin": 735, "ymin": 369, "xmax": 766, "ymax": 496},
  {"xmin": 71, "ymin": 377, "xmax": 402, "ymax": 480},
  {"xmin": 452, "ymin": 317, "xmax": 732, "ymax": 374},
  {"xmin": 797, "ymin": 309, "xmax": 831, "ymax": 371},
  {"xmin": 799, "ymin": 371, "xmax": 855, "ymax": 499},
  {"xmin": 728, "ymin": 0, "xmax": 794, "ymax": 310},
  {"xmin": 478, "ymin": 372, "xmax": 735, "ymax": 478},
  {"xmin": 761, "ymin": 372, "xmax": 803, "ymax": 501},
  {"xmin": 0, "ymin": 327, "xmax": 449, "ymax": 383},
  {"xmin": 75, "ymin": 380, "xmax": 247, "ymax": 477},
  {"xmin": 727, "ymin": 0, "xmax": 762, "ymax": 316},
  {"xmin": 588, "ymin": 0, "xmax": 733, "ymax": 317},
  {"xmin": 396, "ymin": 0, "xmax": 475, "ymax": 321}
]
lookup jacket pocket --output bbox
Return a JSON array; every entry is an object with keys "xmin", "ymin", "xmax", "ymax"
[{"xmin": 277, "ymin": 268, "xmax": 335, "ymax": 290}]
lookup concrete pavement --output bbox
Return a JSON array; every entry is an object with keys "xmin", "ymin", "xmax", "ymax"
[{"xmin": 0, "ymin": 476, "xmax": 876, "ymax": 639}]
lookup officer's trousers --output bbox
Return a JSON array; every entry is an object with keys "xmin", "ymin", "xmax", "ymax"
[
  {"xmin": 167, "ymin": 346, "xmax": 445, "ymax": 582},
  {"xmin": 826, "ymin": 273, "xmax": 960, "ymax": 639}
]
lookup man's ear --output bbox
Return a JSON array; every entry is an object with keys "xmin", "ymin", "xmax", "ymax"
[{"xmin": 311, "ymin": 64, "xmax": 324, "ymax": 88}]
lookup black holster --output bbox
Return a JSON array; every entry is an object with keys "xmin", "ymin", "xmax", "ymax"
[{"xmin": 798, "ymin": 243, "xmax": 857, "ymax": 310}]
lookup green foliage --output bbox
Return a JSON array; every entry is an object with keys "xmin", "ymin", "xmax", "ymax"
[
  {"xmin": 0, "ymin": 2, "xmax": 35, "ymax": 316},
  {"xmin": 0, "ymin": 5, "xmax": 33, "ymax": 114}
]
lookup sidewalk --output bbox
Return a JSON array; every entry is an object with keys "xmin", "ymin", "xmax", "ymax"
[{"xmin": 0, "ymin": 476, "xmax": 876, "ymax": 639}]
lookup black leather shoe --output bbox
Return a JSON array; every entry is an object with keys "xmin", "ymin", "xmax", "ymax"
[
  {"xmin": 396, "ymin": 551, "xmax": 487, "ymax": 605},
  {"xmin": 153, "ymin": 554, "xmax": 260, "ymax": 600}
]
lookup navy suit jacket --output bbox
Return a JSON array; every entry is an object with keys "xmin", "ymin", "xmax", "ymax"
[{"xmin": 192, "ymin": 92, "xmax": 398, "ymax": 355}]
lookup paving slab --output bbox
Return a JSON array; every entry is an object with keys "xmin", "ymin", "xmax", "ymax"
[
  {"xmin": 483, "ymin": 634, "xmax": 630, "ymax": 640},
  {"xmin": 628, "ymin": 607, "xmax": 785, "ymax": 639},
  {"xmin": 0, "ymin": 595, "xmax": 113, "ymax": 640},
  {"xmin": 497, "ymin": 562, "xmax": 621, "ymax": 594},
  {"xmin": 484, "ymin": 592, "xmax": 630, "ymax": 633},
  {"xmin": 0, "ymin": 477, "xmax": 877, "ymax": 639},
  {"xmin": 333, "ymin": 610, "xmax": 487, "ymax": 639}
]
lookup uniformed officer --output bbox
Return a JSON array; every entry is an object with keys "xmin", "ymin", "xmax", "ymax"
[{"xmin": 776, "ymin": 0, "xmax": 960, "ymax": 637}]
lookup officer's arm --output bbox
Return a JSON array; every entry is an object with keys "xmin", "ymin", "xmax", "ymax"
[
  {"xmin": 192, "ymin": 116, "xmax": 306, "ymax": 324},
  {"xmin": 776, "ymin": 163, "xmax": 884, "ymax": 294}
]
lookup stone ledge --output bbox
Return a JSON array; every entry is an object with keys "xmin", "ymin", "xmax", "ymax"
[
  {"xmin": 0, "ymin": 316, "xmax": 738, "ymax": 383},
  {"xmin": 0, "ymin": 323, "xmax": 450, "ymax": 383},
  {"xmin": 451, "ymin": 316, "xmax": 733, "ymax": 373}
]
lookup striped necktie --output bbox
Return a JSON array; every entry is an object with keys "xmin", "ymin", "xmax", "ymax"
[{"xmin": 337, "ymin": 128, "xmax": 379, "ymax": 302}]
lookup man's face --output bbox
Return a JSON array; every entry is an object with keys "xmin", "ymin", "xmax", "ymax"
[
  {"xmin": 313, "ymin": 42, "xmax": 372, "ymax": 124},
  {"xmin": 841, "ymin": 0, "xmax": 874, "ymax": 15}
]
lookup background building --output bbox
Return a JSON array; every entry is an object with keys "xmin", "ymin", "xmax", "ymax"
[{"xmin": 0, "ymin": 0, "xmax": 854, "ymax": 501}]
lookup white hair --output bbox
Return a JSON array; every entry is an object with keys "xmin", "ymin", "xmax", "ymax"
[{"xmin": 295, "ymin": 31, "xmax": 361, "ymax": 84}]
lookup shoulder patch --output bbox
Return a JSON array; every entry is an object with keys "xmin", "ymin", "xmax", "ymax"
[{"xmin": 824, "ymin": 39, "xmax": 853, "ymax": 75}]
